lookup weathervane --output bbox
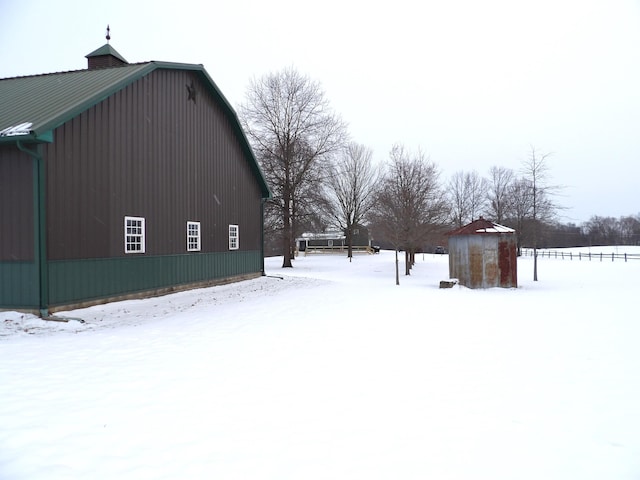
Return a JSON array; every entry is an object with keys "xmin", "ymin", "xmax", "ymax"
[{"xmin": 106, "ymin": 25, "xmax": 111, "ymax": 43}]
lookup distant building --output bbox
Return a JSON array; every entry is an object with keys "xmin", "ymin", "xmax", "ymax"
[
  {"xmin": 0, "ymin": 42, "xmax": 270, "ymax": 315},
  {"xmin": 446, "ymin": 217, "xmax": 517, "ymax": 289},
  {"xmin": 296, "ymin": 225, "xmax": 373, "ymax": 254}
]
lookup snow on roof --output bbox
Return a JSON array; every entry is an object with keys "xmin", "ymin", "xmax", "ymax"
[
  {"xmin": 300, "ymin": 231, "xmax": 345, "ymax": 240},
  {"xmin": 446, "ymin": 217, "xmax": 515, "ymax": 236},
  {"xmin": 474, "ymin": 223, "xmax": 514, "ymax": 233},
  {"xmin": 0, "ymin": 122, "xmax": 32, "ymax": 137}
]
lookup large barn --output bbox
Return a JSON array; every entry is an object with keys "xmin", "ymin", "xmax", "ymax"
[{"xmin": 0, "ymin": 42, "xmax": 271, "ymax": 316}]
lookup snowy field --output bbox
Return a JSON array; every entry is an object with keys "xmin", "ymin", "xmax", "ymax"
[{"xmin": 1, "ymin": 248, "xmax": 639, "ymax": 479}]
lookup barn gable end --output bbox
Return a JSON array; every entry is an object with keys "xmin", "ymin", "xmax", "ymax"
[{"xmin": 0, "ymin": 45, "xmax": 271, "ymax": 315}]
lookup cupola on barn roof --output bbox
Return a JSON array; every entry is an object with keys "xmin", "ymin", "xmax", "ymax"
[
  {"xmin": 86, "ymin": 44, "xmax": 128, "ymax": 63},
  {"xmin": 85, "ymin": 26, "xmax": 128, "ymax": 69}
]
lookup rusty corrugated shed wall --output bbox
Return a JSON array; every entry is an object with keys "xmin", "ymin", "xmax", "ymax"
[{"xmin": 448, "ymin": 232, "xmax": 517, "ymax": 289}]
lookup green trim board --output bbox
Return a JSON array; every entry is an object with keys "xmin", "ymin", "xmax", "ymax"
[
  {"xmin": 47, "ymin": 250, "xmax": 263, "ymax": 306},
  {"xmin": 0, "ymin": 261, "xmax": 39, "ymax": 308}
]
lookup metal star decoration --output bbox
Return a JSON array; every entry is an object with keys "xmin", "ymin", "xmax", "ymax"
[{"xmin": 186, "ymin": 80, "xmax": 197, "ymax": 103}]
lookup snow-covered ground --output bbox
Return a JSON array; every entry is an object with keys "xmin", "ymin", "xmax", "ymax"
[{"xmin": 1, "ymin": 248, "xmax": 639, "ymax": 479}]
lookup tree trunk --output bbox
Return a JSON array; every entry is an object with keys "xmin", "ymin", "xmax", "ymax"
[
  {"xmin": 405, "ymin": 251, "xmax": 411, "ymax": 276},
  {"xmin": 395, "ymin": 248, "xmax": 400, "ymax": 285},
  {"xmin": 532, "ymin": 217, "xmax": 537, "ymax": 281},
  {"xmin": 282, "ymin": 190, "xmax": 293, "ymax": 268}
]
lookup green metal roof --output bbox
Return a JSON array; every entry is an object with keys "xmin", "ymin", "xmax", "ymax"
[
  {"xmin": 0, "ymin": 63, "xmax": 151, "ymax": 139},
  {"xmin": 0, "ymin": 62, "xmax": 271, "ymax": 198}
]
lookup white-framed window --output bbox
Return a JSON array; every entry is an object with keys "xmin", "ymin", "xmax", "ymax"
[
  {"xmin": 229, "ymin": 224, "xmax": 239, "ymax": 250},
  {"xmin": 124, "ymin": 216, "xmax": 145, "ymax": 253},
  {"xmin": 187, "ymin": 221, "xmax": 201, "ymax": 251}
]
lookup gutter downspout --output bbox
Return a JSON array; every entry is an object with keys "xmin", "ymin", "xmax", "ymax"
[
  {"xmin": 16, "ymin": 140, "xmax": 48, "ymax": 318},
  {"xmin": 260, "ymin": 198, "xmax": 266, "ymax": 276}
]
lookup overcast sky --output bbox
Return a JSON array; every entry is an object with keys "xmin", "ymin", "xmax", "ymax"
[{"xmin": 2, "ymin": 0, "xmax": 639, "ymax": 223}]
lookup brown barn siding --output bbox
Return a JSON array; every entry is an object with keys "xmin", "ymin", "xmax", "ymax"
[
  {"xmin": 0, "ymin": 145, "xmax": 35, "ymax": 261},
  {"xmin": 45, "ymin": 69, "xmax": 261, "ymax": 261}
]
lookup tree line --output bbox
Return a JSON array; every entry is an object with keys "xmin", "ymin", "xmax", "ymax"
[{"xmin": 239, "ymin": 67, "xmax": 638, "ymax": 281}]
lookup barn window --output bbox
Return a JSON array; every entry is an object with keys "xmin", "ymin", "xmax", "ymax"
[
  {"xmin": 187, "ymin": 221, "xmax": 201, "ymax": 251},
  {"xmin": 229, "ymin": 224, "xmax": 239, "ymax": 250},
  {"xmin": 124, "ymin": 216, "xmax": 145, "ymax": 253}
]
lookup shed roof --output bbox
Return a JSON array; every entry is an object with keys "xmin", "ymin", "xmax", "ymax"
[
  {"xmin": 0, "ymin": 61, "xmax": 271, "ymax": 198},
  {"xmin": 446, "ymin": 217, "xmax": 515, "ymax": 236}
]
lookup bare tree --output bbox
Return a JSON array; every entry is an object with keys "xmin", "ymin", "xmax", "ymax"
[
  {"xmin": 619, "ymin": 215, "xmax": 640, "ymax": 245},
  {"xmin": 506, "ymin": 177, "xmax": 533, "ymax": 255},
  {"xmin": 372, "ymin": 144, "xmax": 447, "ymax": 284},
  {"xmin": 583, "ymin": 216, "xmax": 620, "ymax": 246},
  {"xmin": 582, "ymin": 214, "xmax": 640, "ymax": 246},
  {"xmin": 240, "ymin": 67, "xmax": 347, "ymax": 267},
  {"xmin": 448, "ymin": 171, "xmax": 469, "ymax": 228},
  {"xmin": 486, "ymin": 166, "xmax": 514, "ymax": 223},
  {"xmin": 326, "ymin": 143, "xmax": 379, "ymax": 260},
  {"xmin": 466, "ymin": 171, "xmax": 489, "ymax": 223},
  {"xmin": 521, "ymin": 147, "xmax": 559, "ymax": 281},
  {"xmin": 448, "ymin": 170, "xmax": 488, "ymax": 227}
]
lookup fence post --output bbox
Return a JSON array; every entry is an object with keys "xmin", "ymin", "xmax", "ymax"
[
  {"xmin": 625, "ymin": 253, "xmax": 627, "ymax": 262},
  {"xmin": 600, "ymin": 252, "xmax": 603, "ymax": 262},
  {"xmin": 612, "ymin": 253, "xmax": 614, "ymax": 262}
]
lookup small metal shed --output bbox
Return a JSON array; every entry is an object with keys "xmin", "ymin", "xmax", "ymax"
[{"xmin": 446, "ymin": 217, "xmax": 517, "ymax": 289}]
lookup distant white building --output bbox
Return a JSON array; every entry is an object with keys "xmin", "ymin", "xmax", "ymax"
[{"xmin": 296, "ymin": 226, "xmax": 373, "ymax": 254}]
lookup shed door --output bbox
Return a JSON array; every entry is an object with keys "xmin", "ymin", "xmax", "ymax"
[{"xmin": 484, "ymin": 244, "xmax": 498, "ymax": 288}]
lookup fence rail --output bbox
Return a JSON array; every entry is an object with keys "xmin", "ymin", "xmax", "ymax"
[{"xmin": 521, "ymin": 249, "xmax": 640, "ymax": 262}]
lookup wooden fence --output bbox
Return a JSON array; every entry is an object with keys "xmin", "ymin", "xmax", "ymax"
[{"xmin": 521, "ymin": 249, "xmax": 640, "ymax": 262}]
